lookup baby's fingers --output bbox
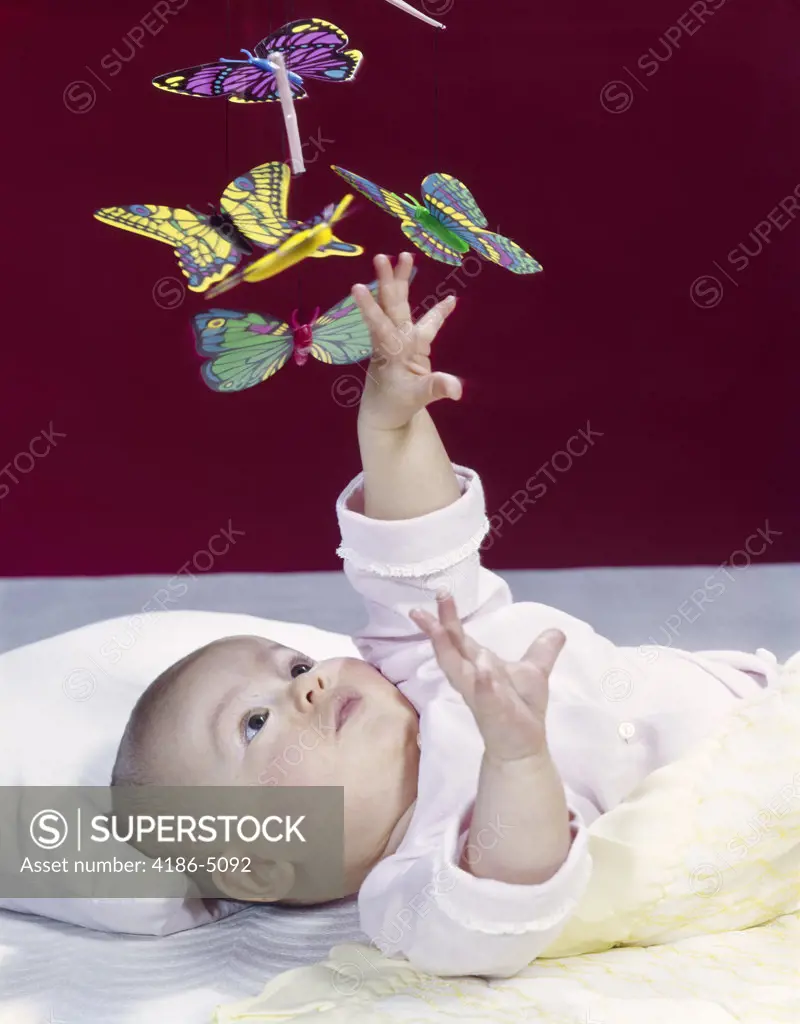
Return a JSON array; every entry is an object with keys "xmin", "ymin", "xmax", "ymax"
[
  {"xmin": 393, "ymin": 251, "xmax": 415, "ymax": 285},
  {"xmin": 415, "ymin": 294, "xmax": 457, "ymax": 346},
  {"xmin": 471, "ymin": 654, "xmax": 529, "ymax": 749},
  {"xmin": 409, "ymin": 606, "xmax": 471, "ymax": 692},
  {"xmin": 425, "ymin": 372, "xmax": 463, "ymax": 405},
  {"xmin": 473, "ymin": 651, "xmax": 500, "ymax": 705},
  {"xmin": 436, "ymin": 593, "xmax": 479, "ymax": 660},
  {"xmin": 521, "ymin": 629, "xmax": 566, "ymax": 679},
  {"xmin": 351, "ymin": 282, "xmax": 393, "ymax": 343},
  {"xmin": 375, "ymin": 253, "xmax": 412, "ymax": 328}
]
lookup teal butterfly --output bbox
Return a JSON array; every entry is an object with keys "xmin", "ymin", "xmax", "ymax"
[
  {"xmin": 331, "ymin": 166, "xmax": 542, "ymax": 273},
  {"xmin": 194, "ymin": 277, "xmax": 411, "ymax": 391}
]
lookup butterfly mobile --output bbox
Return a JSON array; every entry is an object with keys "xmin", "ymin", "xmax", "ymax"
[{"xmin": 93, "ymin": 9, "xmax": 545, "ymax": 402}]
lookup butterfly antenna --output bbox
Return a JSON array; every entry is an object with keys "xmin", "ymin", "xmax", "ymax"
[
  {"xmin": 312, "ymin": 306, "xmax": 320, "ymax": 323},
  {"xmin": 289, "ymin": 309, "xmax": 300, "ymax": 330}
]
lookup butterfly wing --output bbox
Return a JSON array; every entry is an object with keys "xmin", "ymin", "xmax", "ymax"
[
  {"xmin": 399, "ymin": 220, "xmax": 462, "ymax": 266},
  {"xmin": 93, "ymin": 205, "xmax": 239, "ymax": 291},
  {"xmin": 193, "ymin": 310, "xmax": 293, "ymax": 390},
  {"xmin": 310, "ymin": 237, "xmax": 363, "ymax": 257},
  {"xmin": 309, "ymin": 281, "xmax": 380, "ymax": 364},
  {"xmin": 307, "ymin": 193, "xmax": 364, "ymax": 258},
  {"xmin": 421, "ymin": 173, "xmax": 542, "ymax": 273},
  {"xmin": 153, "ymin": 55, "xmax": 308, "ymax": 102},
  {"xmin": 221, "ymin": 162, "xmax": 296, "ymax": 250},
  {"xmin": 331, "ymin": 166, "xmax": 414, "ymax": 221},
  {"xmin": 420, "ymin": 172, "xmax": 489, "ymax": 252},
  {"xmin": 245, "ymin": 224, "xmax": 331, "ymax": 282},
  {"xmin": 228, "ymin": 69, "xmax": 307, "ymax": 104},
  {"xmin": 254, "ymin": 19, "xmax": 362, "ymax": 83},
  {"xmin": 205, "ymin": 223, "xmax": 330, "ymax": 297},
  {"xmin": 310, "ymin": 270, "xmax": 415, "ymax": 364},
  {"xmin": 422, "ymin": 173, "xmax": 488, "ymax": 231},
  {"xmin": 469, "ymin": 231, "xmax": 543, "ymax": 274}
]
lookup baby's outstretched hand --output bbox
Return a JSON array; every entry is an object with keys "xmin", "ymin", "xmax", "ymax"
[
  {"xmin": 410, "ymin": 595, "xmax": 566, "ymax": 762},
  {"xmin": 352, "ymin": 253, "xmax": 461, "ymax": 431}
]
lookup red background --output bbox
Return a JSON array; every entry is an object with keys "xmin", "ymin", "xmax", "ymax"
[{"xmin": 2, "ymin": 0, "xmax": 798, "ymax": 575}]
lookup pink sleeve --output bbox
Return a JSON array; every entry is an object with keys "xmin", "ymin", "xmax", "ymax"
[
  {"xmin": 336, "ymin": 465, "xmax": 512, "ymax": 683},
  {"xmin": 359, "ymin": 792, "xmax": 593, "ymax": 978}
]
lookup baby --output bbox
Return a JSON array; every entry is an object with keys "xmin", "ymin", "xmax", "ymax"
[{"xmin": 111, "ymin": 253, "xmax": 784, "ymax": 978}]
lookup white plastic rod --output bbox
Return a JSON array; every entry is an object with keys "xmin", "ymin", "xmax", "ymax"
[
  {"xmin": 269, "ymin": 51, "xmax": 305, "ymax": 175},
  {"xmin": 383, "ymin": 0, "xmax": 446, "ymax": 30}
]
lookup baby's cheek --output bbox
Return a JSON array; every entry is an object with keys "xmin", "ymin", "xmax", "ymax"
[
  {"xmin": 339, "ymin": 657, "xmax": 388, "ymax": 689},
  {"xmin": 257, "ymin": 732, "xmax": 341, "ymax": 789}
]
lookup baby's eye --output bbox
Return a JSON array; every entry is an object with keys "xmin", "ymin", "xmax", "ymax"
[
  {"xmin": 290, "ymin": 661, "xmax": 312, "ymax": 678},
  {"xmin": 244, "ymin": 711, "xmax": 269, "ymax": 742}
]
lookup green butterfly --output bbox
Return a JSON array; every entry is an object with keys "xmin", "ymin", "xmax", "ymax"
[{"xmin": 194, "ymin": 281, "xmax": 387, "ymax": 391}]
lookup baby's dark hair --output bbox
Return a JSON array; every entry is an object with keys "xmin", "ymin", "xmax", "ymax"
[
  {"xmin": 111, "ymin": 646, "xmax": 208, "ymax": 788},
  {"xmin": 109, "ymin": 646, "xmax": 230, "ymax": 897},
  {"xmin": 108, "ymin": 638, "xmax": 337, "ymax": 906}
]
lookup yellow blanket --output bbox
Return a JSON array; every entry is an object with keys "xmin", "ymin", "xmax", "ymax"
[{"xmin": 214, "ymin": 658, "xmax": 800, "ymax": 1023}]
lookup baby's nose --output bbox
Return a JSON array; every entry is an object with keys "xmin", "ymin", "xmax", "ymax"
[{"xmin": 293, "ymin": 669, "xmax": 327, "ymax": 707}]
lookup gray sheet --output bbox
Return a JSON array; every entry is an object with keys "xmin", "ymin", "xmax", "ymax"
[
  {"xmin": 2, "ymin": 565, "xmax": 798, "ymax": 657},
  {"xmin": 0, "ymin": 565, "xmax": 797, "ymax": 1023}
]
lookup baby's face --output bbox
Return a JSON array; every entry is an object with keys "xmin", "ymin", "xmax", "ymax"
[{"xmin": 148, "ymin": 636, "xmax": 420, "ymax": 888}]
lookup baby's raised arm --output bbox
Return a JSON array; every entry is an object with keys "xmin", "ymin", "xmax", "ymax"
[
  {"xmin": 339, "ymin": 251, "xmax": 509, "ymax": 678},
  {"xmin": 350, "ymin": 252, "xmax": 462, "ymax": 521}
]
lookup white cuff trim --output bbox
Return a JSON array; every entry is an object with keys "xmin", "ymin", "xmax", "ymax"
[
  {"xmin": 335, "ymin": 464, "xmax": 490, "ymax": 575},
  {"xmin": 431, "ymin": 809, "xmax": 591, "ymax": 937},
  {"xmin": 336, "ymin": 517, "xmax": 490, "ymax": 579},
  {"xmin": 435, "ymin": 883, "xmax": 582, "ymax": 936}
]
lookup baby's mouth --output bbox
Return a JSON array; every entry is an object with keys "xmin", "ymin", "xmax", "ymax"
[{"xmin": 334, "ymin": 693, "xmax": 363, "ymax": 732}]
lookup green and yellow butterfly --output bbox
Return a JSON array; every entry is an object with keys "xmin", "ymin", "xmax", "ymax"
[
  {"xmin": 331, "ymin": 166, "xmax": 542, "ymax": 273},
  {"xmin": 195, "ymin": 270, "xmax": 416, "ymax": 391},
  {"xmin": 93, "ymin": 162, "xmax": 362, "ymax": 293}
]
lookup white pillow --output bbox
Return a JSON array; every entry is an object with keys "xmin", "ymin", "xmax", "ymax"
[{"xmin": 0, "ymin": 610, "xmax": 360, "ymax": 935}]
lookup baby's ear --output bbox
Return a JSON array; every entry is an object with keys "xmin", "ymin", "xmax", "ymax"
[{"xmin": 211, "ymin": 850, "xmax": 295, "ymax": 903}]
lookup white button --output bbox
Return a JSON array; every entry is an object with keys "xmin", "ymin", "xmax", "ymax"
[{"xmin": 618, "ymin": 722, "xmax": 636, "ymax": 741}]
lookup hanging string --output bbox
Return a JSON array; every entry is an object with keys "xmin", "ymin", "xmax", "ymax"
[
  {"xmin": 223, "ymin": 0, "xmax": 229, "ymax": 178},
  {"xmin": 433, "ymin": 30, "xmax": 440, "ymax": 170},
  {"xmin": 286, "ymin": 0, "xmax": 301, "ymax": 316},
  {"xmin": 276, "ymin": 1, "xmax": 288, "ymax": 164},
  {"xmin": 265, "ymin": 0, "xmax": 277, "ymax": 157}
]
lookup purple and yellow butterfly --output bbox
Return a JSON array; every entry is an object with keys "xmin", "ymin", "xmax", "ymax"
[
  {"xmin": 152, "ymin": 18, "xmax": 362, "ymax": 103},
  {"xmin": 331, "ymin": 166, "xmax": 542, "ymax": 274},
  {"xmin": 194, "ymin": 273, "xmax": 415, "ymax": 391},
  {"xmin": 93, "ymin": 162, "xmax": 361, "ymax": 294}
]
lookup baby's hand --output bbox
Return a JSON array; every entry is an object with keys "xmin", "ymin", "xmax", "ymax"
[
  {"xmin": 410, "ymin": 595, "xmax": 566, "ymax": 762},
  {"xmin": 352, "ymin": 253, "xmax": 461, "ymax": 432}
]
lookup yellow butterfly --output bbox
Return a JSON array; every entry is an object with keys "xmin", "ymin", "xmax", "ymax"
[
  {"xmin": 93, "ymin": 162, "xmax": 361, "ymax": 294},
  {"xmin": 206, "ymin": 193, "xmax": 357, "ymax": 298}
]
